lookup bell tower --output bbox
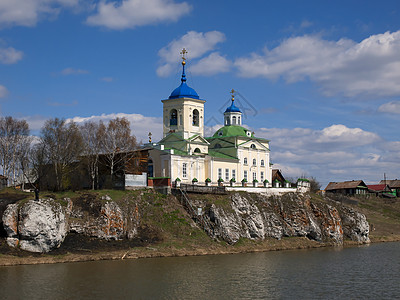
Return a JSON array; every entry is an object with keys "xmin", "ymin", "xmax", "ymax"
[
  {"xmin": 161, "ymin": 49, "xmax": 206, "ymax": 139},
  {"xmin": 224, "ymin": 89, "xmax": 242, "ymax": 126}
]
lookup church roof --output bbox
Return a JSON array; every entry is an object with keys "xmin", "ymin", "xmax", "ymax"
[
  {"xmin": 169, "ymin": 62, "xmax": 199, "ymax": 100},
  {"xmin": 211, "ymin": 125, "xmax": 254, "ymax": 138},
  {"xmin": 224, "ymin": 101, "xmax": 241, "ymax": 113}
]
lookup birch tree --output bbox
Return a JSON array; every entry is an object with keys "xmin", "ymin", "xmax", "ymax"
[
  {"xmin": 80, "ymin": 121, "xmax": 102, "ymax": 190},
  {"xmin": 41, "ymin": 118, "xmax": 83, "ymax": 191},
  {"xmin": 0, "ymin": 116, "xmax": 31, "ymax": 186},
  {"xmin": 99, "ymin": 117, "xmax": 136, "ymax": 177}
]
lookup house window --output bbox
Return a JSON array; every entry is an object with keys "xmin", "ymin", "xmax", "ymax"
[
  {"xmin": 261, "ymin": 172, "xmax": 264, "ymax": 182},
  {"xmin": 232, "ymin": 169, "xmax": 236, "ymax": 180},
  {"xmin": 218, "ymin": 168, "xmax": 222, "ymax": 180},
  {"xmin": 261, "ymin": 159, "xmax": 265, "ymax": 166},
  {"xmin": 244, "ymin": 157, "xmax": 248, "ymax": 165},
  {"xmin": 253, "ymin": 172, "xmax": 257, "ymax": 181},
  {"xmin": 253, "ymin": 158, "xmax": 256, "ymax": 166},
  {"xmin": 244, "ymin": 170, "xmax": 248, "ymax": 181},
  {"xmin": 225, "ymin": 169, "xmax": 229, "ymax": 181},
  {"xmin": 232, "ymin": 116, "xmax": 236, "ymax": 125},
  {"xmin": 170, "ymin": 109, "xmax": 177, "ymax": 126},
  {"xmin": 182, "ymin": 163, "xmax": 187, "ymax": 178},
  {"xmin": 193, "ymin": 109, "xmax": 199, "ymax": 126},
  {"xmin": 250, "ymin": 144, "xmax": 256, "ymax": 149}
]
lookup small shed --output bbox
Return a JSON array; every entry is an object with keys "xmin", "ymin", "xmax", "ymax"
[
  {"xmin": 379, "ymin": 180, "xmax": 400, "ymax": 197},
  {"xmin": 325, "ymin": 180, "xmax": 368, "ymax": 195}
]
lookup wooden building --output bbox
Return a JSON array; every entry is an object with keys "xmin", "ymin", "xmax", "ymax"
[
  {"xmin": 379, "ymin": 180, "xmax": 400, "ymax": 197},
  {"xmin": 325, "ymin": 180, "xmax": 368, "ymax": 195}
]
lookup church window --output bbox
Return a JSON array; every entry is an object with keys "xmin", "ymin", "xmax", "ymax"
[
  {"xmin": 232, "ymin": 169, "xmax": 236, "ymax": 180},
  {"xmin": 238, "ymin": 116, "xmax": 241, "ymax": 125},
  {"xmin": 218, "ymin": 131, "xmax": 223, "ymax": 136},
  {"xmin": 244, "ymin": 170, "xmax": 248, "ymax": 181},
  {"xmin": 244, "ymin": 157, "xmax": 247, "ymax": 165},
  {"xmin": 182, "ymin": 163, "xmax": 187, "ymax": 178},
  {"xmin": 218, "ymin": 168, "xmax": 222, "ymax": 180},
  {"xmin": 253, "ymin": 159, "xmax": 256, "ymax": 166},
  {"xmin": 261, "ymin": 159, "xmax": 265, "ymax": 166},
  {"xmin": 225, "ymin": 169, "xmax": 229, "ymax": 181},
  {"xmin": 179, "ymin": 114, "xmax": 183, "ymax": 125},
  {"xmin": 215, "ymin": 143, "xmax": 222, "ymax": 149},
  {"xmin": 193, "ymin": 109, "xmax": 199, "ymax": 126},
  {"xmin": 253, "ymin": 172, "xmax": 257, "ymax": 181},
  {"xmin": 225, "ymin": 117, "xmax": 230, "ymax": 126},
  {"xmin": 250, "ymin": 144, "xmax": 256, "ymax": 149},
  {"xmin": 261, "ymin": 172, "xmax": 264, "ymax": 182},
  {"xmin": 147, "ymin": 159, "xmax": 153, "ymax": 177},
  {"xmin": 232, "ymin": 116, "xmax": 236, "ymax": 125},
  {"xmin": 194, "ymin": 148, "xmax": 201, "ymax": 153},
  {"xmin": 170, "ymin": 109, "xmax": 178, "ymax": 126}
]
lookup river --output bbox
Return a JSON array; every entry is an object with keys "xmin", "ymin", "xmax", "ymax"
[{"xmin": 0, "ymin": 242, "xmax": 399, "ymax": 299}]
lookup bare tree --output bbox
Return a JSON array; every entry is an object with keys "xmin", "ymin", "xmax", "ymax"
[
  {"xmin": 80, "ymin": 121, "xmax": 102, "ymax": 190},
  {"xmin": 309, "ymin": 176, "xmax": 322, "ymax": 192},
  {"xmin": 0, "ymin": 116, "xmax": 31, "ymax": 186},
  {"xmin": 99, "ymin": 117, "xmax": 136, "ymax": 177},
  {"xmin": 40, "ymin": 118, "xmax": 83, "ymax": 191}
]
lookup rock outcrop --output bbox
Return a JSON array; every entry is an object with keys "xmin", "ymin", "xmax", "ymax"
[
  {"xmin": 203, "ymin": 193, "xmax": 368, "ymax": 245},
  {"xmin": 2, "ymin": 199, "xmax": 68, "ymax": 253}
]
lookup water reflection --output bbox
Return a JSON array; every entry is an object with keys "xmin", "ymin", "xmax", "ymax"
[{"xmin": 0, "ymin": 242, "xmax": 399, "ymax": 299}]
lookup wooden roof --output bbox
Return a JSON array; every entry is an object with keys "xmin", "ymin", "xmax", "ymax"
[
  {"xmin": 379, "ymin": 179, "xmax": 400, "ymax": 188},
  {"xmin": 325, "ymin": 180, "xmax": 367, "ymax": 191},
  {"xmin": 272, "ymin": 169, "xmax": 285, "ymax": 182}
]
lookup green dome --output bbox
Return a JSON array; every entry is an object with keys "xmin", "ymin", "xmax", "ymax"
[{"xmin": 212, "ymin": 125, "xmax": 254, "ymax": 138}]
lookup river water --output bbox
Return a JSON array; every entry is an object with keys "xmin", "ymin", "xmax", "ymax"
[{"xmin": 0, "ymin": 242, "xmax": 399, "ymax": 299}]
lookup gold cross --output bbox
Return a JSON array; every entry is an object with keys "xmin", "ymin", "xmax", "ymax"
[
  {"xmin": 180, "ymin": 48, "xmax": 187, "ymax": 61},
  {"xmin": 230, "ymin": 89, "xmax": 235, "ymax": 101}
]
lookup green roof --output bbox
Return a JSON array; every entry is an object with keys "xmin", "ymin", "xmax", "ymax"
[
  {"xmin": 212, "ymin": 125, "xmax": 253, "ymax": 138},
  {"xmin": 208, "ymin": 150, "xmax": 238, "ymax": 160}
]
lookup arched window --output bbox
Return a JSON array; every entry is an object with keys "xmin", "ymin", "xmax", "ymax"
[
  {"xmin": 215, "ymin": 143, "xmax": 222, "ymax": 149},
  {"xmin": 232, "ymin": 116, "xmax": 236, "ymax": 125},
  {"xmin": 238, "ymin": 116, "xmax": 241, "ymax": 125},
  {"xmin": 250, "ymin": 144, "xmax": 256, "ymax": 149},
  {"xmin": 253, "ymin": 158, "xmax": 256, "ymax": 166},
  {"xmin": 170, "ymin": 109, "xmax": 177, "ymax": 126},
  {"xmin": 225, "ymin": 117, "xmax": 230, "ymax": 126},
  {"xmin": 193, "ymin": 109, "xmax": 199, "ymax": 126},
  {"xmin": 194, "ymin": 148, "xmax": 201, "ymax": 153},
  {"xmin": 244, "ymin": 157, "xmax": 247, "ymax": 165},
  {"xmin": 261, "ymin": 159, "xmax": 265, "ymax": 166}
]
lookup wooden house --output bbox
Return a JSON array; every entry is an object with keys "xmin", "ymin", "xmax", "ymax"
[
  {"xmin": 379, "ymin": 180, "xmax": 400, "ymax": 197},
  {"xmin": 325, "ymin": 180, "xmax": 368, "ymax": 195}
]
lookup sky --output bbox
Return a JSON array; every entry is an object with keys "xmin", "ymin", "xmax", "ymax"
[{"xmin": 1, "ymin": 0, "xmax": 400, "ymax": 188}]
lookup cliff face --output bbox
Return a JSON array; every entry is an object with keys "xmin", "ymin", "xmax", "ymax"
[
  {"xmin": 1, "ymin": 191, "xmax": 370, "ymax": 253},
  {"xmin": 196, "ymin": 192, "xmax": 370, "ymax": 245}
]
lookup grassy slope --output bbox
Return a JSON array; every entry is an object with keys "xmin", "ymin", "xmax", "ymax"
[{"xmin": 0, "ymin": 189, "xmax": 399, "ymax": 265}]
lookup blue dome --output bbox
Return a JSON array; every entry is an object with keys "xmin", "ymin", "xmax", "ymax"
[
  {"xmin": 225, "ymin": 102, "xmax": 241, "ymax": 113},
  {"xmin": 169, "ymin": 64, "xmax": 199, "ymax": 100},
  {"xmin": 169, "ymin": 82, "xmax": 199, "ymax": 99}
]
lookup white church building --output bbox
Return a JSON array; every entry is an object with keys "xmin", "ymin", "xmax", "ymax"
[{"xmin": 146, "ymin": 49, "xmax": 273, "ymax": 186}]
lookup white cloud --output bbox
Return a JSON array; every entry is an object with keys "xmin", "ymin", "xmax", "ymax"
[
  {"xmin": 67, "ymin": 112, "xmax": 163, "ymax": 143},
  {"xmin": 378, "ymin": 101, "xmax": 400, "ymax": 114},
  {"xmin": 191, "ymin": 52, "xmax": 231, "ymax": 75},
  {"xmin": 0, "ymin": 46, "xmax": 23, "ymax": 64},
  {"xmin": 60, "ymin": 67, "xmax": 89, "ymax": 75},
  {"xmin": 255, "ymin": 124, "xmax": 398, "ymax": 187},
  {"xmin": 0, "ymin": 0, "xmax": 81, "ymax": 28},
  {"xmin": 86, "ymin": 0, "xmax": 191, "ymax": 30},
  {"xmin": 157, "ymin": 30, "xmax": 227, "ymax": 77},
  {"xmin": 235, "ymin": 30, "xmax": 400, "ymax": 98},
  {"xmin": 0, "ymin": 85, "xmax": 8, "ymax": 98},
  {"xmin": 100, "ymin": 77, "xmax": 114, "ymax": 82}
]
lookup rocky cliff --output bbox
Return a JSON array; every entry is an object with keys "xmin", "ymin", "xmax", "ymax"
[
  {"xmin": 1, "ymin": 191, "xmax": 370, "ymax": 253},
  {"xmin": 190, "ymin": 192, "xmax": 370, "ymax": 245}
]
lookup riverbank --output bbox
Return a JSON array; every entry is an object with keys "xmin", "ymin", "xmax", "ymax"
[{"xmin": 0, "ymin": 190, "xmax": 399, "ymax": 266}]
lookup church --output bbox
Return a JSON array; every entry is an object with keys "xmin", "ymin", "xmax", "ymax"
[{"xmin": 146, "ymin": 49, "xmax": 273, "ymax": 186}]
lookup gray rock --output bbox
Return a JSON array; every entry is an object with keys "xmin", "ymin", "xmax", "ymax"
[{"xmin": 3, "ymin": 199, "xmax": 68, "ymax": 253}]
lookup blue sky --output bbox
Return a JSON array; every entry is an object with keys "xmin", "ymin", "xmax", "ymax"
[{"xmin": 1, "ymin": 0, "xmax": 400, "ymax": 187}]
